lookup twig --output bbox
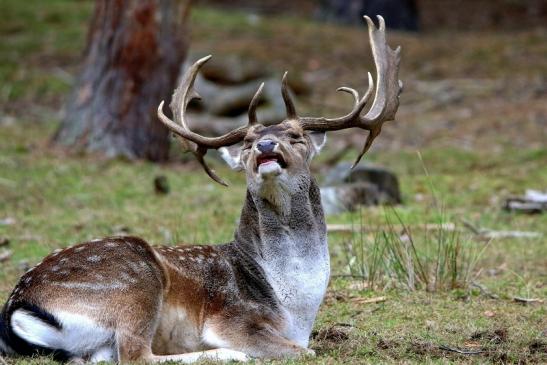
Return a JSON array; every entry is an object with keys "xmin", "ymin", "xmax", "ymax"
[
  {"xmin": 330, "ymin": 221, "xmax": 541, "ymax": 240},
  {"xmin": 327, "ymin": 223, "xmax": 458, "ymax": 234},
  {"xmin": 439, "ymin": 345, "xmax": 483, "ymax": 355},
  {"xmin": 331, "ymin": 274, "xmax": 367, "ymax": 279},
  {"xmin": 480, "ymin": 230, "xmax": 541, "ymax": 239},
  {"xmin": 461, "ymin": 219, "xmax": 481, "ymax": 235},
  {"xmin": 513, "ymin": 297, "xmax": 543, "ymax": 304},
  {"xmin": 463, "ymin": 219, "xmax": 542, "ymax": 239},
  {"xmin": 350, "ymin": 296, "xmax": 387, "ymax": 304}
]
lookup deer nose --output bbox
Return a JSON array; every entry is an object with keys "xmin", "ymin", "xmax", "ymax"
[{"xmin": 256, "ymin": 140, "xmax": 277, "ymax": 153}]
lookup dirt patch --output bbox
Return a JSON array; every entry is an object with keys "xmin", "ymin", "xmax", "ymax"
[
  {"xmin": 528, "ymin": 339, "xmax": 547, "ymax": 355},
  {"xmin": 377, "ymin": 338, "xmax": 398, "ymax": 350},
  {"xmin": 313, "ymin": 325, "xmax": 351, "ymax": 343},
  {"xmin": 312, "ymin": 324, "xmax": 354, "ymax": 355},
  {"xmin": 407, "ymin": 341, "xmax": 445, "ymax": 358},
  {"xmin": 470, "ymin": 328, "xmax": 509, "ymax": 344}
]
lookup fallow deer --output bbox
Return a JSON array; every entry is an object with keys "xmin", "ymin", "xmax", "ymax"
[{"xmin": 0, "ymin": 16, "xmax": 401, "ymax": 363}]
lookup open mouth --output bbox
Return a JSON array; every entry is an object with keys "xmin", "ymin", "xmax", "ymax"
[{"xmin": 256, "ymin": 152, "xmax": 287, "ymax": 169}]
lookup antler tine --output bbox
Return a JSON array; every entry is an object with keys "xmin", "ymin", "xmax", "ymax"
[
  {"xmin": 157, "ymin": 56, "xmax": 250, "ymax": 149},
  {"xmin": 337, "ymin": 87, "xmax": 360, "ymax": 107},
  {"xmin": 157, "ymin": 55, "xmax": 254, "ymax": 186},
  {"xmin": 248, "ymin": 82, "xmax": 265, "ymax": 125},
  {"xmin": 298, "ymin": 15, "xmax": 402, "ymax": 167},
  {"xmin": 281, "ymin": 72, "xmax": 297, "ymax": 119},
  {"xmin": 361, "ymin": 15, "xmax": 402, "ymax": 126}
]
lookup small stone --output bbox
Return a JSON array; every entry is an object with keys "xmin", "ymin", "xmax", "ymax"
[
  {"xmin": 0, "ymin": 250, "xmax": 12, "ymax": 262},
  {"xmin": 321, "ymin": 162, "xmax": 402, "ymax": 215},
  {"xmin": 0, "ymin": 217, "xmax": 16, "ymax": 226},
  {"xmin": 154, "ymin": 175, "xmax": 170, "ymax": 195},
  {"xmin": 0, "ymin": 237, "xmax": 9, "ymax": 247}
]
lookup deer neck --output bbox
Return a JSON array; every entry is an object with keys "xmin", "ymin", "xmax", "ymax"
[
  {"xmin": 234, "ymin": 176, "xmax": 327, "ymax": 258},
  {"xmin": 233, "ymin": 176, "xmax": 329, "ymax": 346}
]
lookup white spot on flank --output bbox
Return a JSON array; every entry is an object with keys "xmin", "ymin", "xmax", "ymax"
[
  {"xmin": 52, "ymin": 281, "xmax": 127, "ymax": 290},
  {"xmin": 128, "ymin": 262, "xmax": 142, "ymax": 273},
  {"xmin": 120, "ymin": 272, "xmax": 137, "ymax": 283},
  {"xmin": 24, "ymin": 276, "xmax": 32, "ymax": 284},
  {"xmin": 87, "ymin": 255, "xmax": 101, "ymax": 263},
  {"xmin": 178, "ymin": 256, "xmax": 186, "ymax": 261},
  {"xmin": 105, "ymin": 242, "xmax": 117, "ymax": 248},
  {"xmin": 75, "ymin": 246, "xmax": 85, "ymax": 252},
  {"xmin": 51, "ymin": 265, "xmax": 60, "ymax": 272}
]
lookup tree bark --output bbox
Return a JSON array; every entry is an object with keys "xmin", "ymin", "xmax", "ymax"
[{"xmin": 54, "ymin": 0, "xmax": 191, "ymax": 161}]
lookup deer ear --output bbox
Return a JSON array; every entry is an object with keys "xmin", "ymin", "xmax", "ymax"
[
  {"xmin": 308, "ymin": 131, "xmax": 327, "ymax": 158},
  {"xmin": 219, "ymin": 145, "xmax": 243, "ymax": 171}
]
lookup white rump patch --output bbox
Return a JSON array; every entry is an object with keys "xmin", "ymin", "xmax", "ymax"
[{"xmin": 11, "ymin": 309, "xmax": 114, "ymax": 357}]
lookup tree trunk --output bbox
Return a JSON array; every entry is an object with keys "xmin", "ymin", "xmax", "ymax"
[
  {"xmin": 318, "ymin": 0, "xmax": 419, "ymax": 31},
  {"xmin": 54, "ymin": 0, "xmax": 191, "ymax": 161}
]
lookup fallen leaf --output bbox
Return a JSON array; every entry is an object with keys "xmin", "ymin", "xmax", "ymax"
[
  {"xmin": 484, "ymin": 310, "xmax": 496, "ymax": 318},
  {"xmin": 463, "ymin": 340, "xmax": 482, "ymax": 349},
  {"xmin": 513, "ymin": 297, "xmax": 543, "ymax": 304}
]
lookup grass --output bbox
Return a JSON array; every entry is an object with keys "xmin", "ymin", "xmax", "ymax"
[{"xmin": 1, "ymin": 1, "xmax": 546, "ymax": 364}]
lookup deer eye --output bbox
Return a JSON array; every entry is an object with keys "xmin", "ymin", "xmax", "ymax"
[{"xmin": 288, "ymin": 132, "xmax": 300, "ymax": 139}]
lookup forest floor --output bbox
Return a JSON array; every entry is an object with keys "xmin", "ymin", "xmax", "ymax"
[{"xmin": 0, "ymin": 1, "xmax": 546, "ymax": 364}]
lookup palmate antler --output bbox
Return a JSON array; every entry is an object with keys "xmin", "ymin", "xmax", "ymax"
[
  {"xmin": 158, "ymin": 15, "xmax": 402, "ymax": 185},
  {"xmin": 299, "ymin": 15, "xmax": 403, "ymax": 167},
  {"xmin": 157, "ymin": 56, "xmax": 265, "ymax": 186}
]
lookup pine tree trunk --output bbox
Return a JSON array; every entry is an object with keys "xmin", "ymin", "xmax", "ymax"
[{"xmin": 54, "ymin": 0, "xmax": 191, "ymax": 161}]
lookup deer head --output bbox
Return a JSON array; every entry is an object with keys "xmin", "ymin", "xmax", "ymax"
[{"xmin": 158, "ymin": 16, "xmax": 402, "ymax": 196}]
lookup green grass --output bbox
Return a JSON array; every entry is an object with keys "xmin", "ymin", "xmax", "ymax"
[
  {"xmin": 1, "ymin": 121, "xmax": 545, "ymax": 364},
  {"xmin": 1, "ymin": 0, "xmax": 546, "ymax": 364}
]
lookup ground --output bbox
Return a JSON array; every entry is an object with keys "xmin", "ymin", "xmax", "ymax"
[{"xmin": 0, "ymin": 1, "xmax": 546, "ymax": 364}]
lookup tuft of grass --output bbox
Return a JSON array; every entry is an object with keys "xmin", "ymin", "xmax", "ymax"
[
  {"xmin": 342, "ymin": 152, "xmax": 490, "ymax": 292},
  {"xmin": 343, "ymin": 207, "xmax": 488, "ymax": 292}
]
